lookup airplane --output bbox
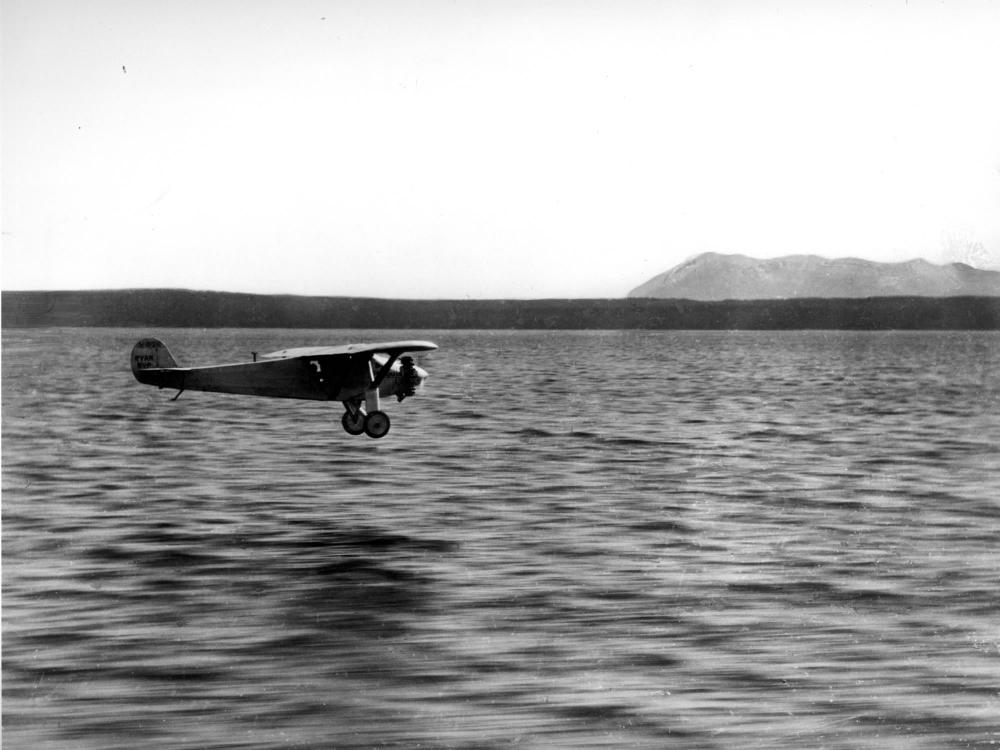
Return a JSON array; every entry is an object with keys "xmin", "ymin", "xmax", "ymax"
[{"xmin": 131, "ymin": 337, "xmax": 437, "ymax": 438}]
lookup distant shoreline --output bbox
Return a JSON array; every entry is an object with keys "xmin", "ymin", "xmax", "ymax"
[{"xmin": 3, "ymin": 289, "xmax": 999, "ymax": 330}]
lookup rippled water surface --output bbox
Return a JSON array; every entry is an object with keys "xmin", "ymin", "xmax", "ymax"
[{"xmin": 4, "ymin": 328, "xmax": 1000, "ymax": 749}]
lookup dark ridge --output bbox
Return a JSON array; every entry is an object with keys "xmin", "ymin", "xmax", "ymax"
[{"xmin": 3, "ymin": 289, "xmax": 999, "ymax": 329}]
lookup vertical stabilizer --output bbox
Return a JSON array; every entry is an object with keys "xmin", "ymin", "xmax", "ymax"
[{"xmin": 131, "ymin": 338, "xmax": 179, "ymax": 375}]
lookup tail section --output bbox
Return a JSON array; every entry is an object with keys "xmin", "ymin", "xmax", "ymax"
[{"xmin": 131, "ymin": 339, "xmax": 187, "ymax": 392}]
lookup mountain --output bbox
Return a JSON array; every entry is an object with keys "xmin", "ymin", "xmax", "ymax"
[{"xmin": 628, "ymin": 253, "xmax": 1000, "ymax": 300}]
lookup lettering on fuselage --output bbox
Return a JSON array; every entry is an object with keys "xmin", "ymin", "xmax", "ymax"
[
  {"xmin": 309, "ymin": 360, "xmax": 325, "ymax": 384},
  {"xmin": 134, "ymin": 354, "xmax": 157, "ymax": 369}
]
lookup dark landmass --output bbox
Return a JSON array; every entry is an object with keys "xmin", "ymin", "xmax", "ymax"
[
  {"xmin": 630, "ymin": 253, "xmax": 1000, "ymax": 300},
  {"xmin": 3, "ymin": 289, "xmax": 999, "ymax": 329}
]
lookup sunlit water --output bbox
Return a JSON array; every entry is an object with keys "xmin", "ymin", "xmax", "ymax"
[{"xmin": 3, "ymin": 328, "xmax": 999, "ymax": 749}]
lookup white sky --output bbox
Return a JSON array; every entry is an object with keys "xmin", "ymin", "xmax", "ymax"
[{"xmin": 3, "ymin": 0, "xmax": 999, "ymax": 298}]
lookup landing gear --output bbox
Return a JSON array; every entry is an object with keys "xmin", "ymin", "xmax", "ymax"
[
  {"xmin": 340, "ymin": 361, "xmax": 407, "ymax": 439},
  {"xmin": 341, "ymin": 404, "xmax": 391, "ymax": 438},
  {"xmin": 341, "ymin": 409, "xmax": 366, "ymax": 435},
  {"xmin": 363, "ymin": 411, "xmax": 390, "ymax": 439}
]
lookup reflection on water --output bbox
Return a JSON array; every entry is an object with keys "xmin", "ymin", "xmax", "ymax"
[{"xmin": 3, "ymin": 328, "xmax": 1000, "ymax": 749}]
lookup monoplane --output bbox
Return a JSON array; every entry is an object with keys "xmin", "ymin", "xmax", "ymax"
[{"xmin": 131, "ymin": 338, "xmax": 437, "ymax": 438}]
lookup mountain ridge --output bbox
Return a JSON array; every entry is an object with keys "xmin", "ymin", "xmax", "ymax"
[
  {"xmin": 3, "ymin": 289, "xmax": 999, "ymax": 330},
  {"xmin": 629, "ymin": 253, "xmax": 1000, "ymax": 300}
]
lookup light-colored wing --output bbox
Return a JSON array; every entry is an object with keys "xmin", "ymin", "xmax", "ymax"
[{"xmin": 260, "ymin": 340, "xmax": 438, "ymax": 360}]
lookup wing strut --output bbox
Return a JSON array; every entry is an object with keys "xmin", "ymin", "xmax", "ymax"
[{"xmin": 371, "ymin": 353, "xmax": 401, "ymax": 389}]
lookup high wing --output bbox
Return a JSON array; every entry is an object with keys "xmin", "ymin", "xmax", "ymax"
[
  {"xmin": 257, "ymin": 341, "xmax": 438, "ymax": 403},
  {"xmin": 259, "ymin": 341, "xmax": 438, "ymax": 360}
]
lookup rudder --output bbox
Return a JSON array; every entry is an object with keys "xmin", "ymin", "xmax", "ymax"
[{"xmin": 131, "ymin": 338, "xmax": 179, "ymax": 376}]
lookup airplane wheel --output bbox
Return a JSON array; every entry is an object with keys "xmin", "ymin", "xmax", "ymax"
[
  {"xmin": 342, "ymin": 410, "xmax": 366, "ymax": 436},
  {"xmin": 364, "ymin": 411, "xmax": 391, "ymax": 439}
]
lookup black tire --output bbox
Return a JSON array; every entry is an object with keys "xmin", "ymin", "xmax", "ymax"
[
  {"xmin": 342, "ymin": 410, "xmax": 366, "ymax": 435},
  {"xmin": 363, "ymin": 411, "xmax": 391, "ymax": 439}
]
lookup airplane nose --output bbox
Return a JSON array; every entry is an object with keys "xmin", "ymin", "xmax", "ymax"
[{"xmin": 394, "ymin": 357, "xmax": 428, "ymax": 401}]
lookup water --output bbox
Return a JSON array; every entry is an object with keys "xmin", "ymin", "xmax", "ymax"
[{"xmin": 3, "ymin": 328, "xmax": 999, "ymax": 749}]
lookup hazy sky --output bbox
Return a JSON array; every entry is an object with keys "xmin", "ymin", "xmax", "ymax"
[{"xmin": 3, "ymin": 0, "xmax": 999, "ymax": 298}]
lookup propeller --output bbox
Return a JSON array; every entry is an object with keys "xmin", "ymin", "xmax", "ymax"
[{"xmin": 396, "ymin": 356, "xmax": 421, "ymax": 401}]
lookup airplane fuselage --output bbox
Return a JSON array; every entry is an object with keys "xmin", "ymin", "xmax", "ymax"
[{"xmin": 132, "ymin": 352, "xmax": 427, "ymax": 402}]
